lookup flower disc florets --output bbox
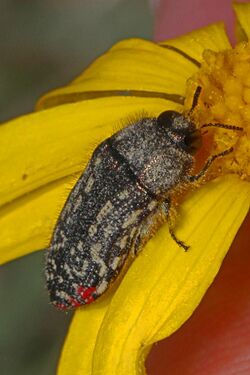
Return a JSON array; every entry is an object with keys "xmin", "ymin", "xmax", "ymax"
[{"xmin": 185, "ymin": 42, "xmax": 250, "ymax": 180}]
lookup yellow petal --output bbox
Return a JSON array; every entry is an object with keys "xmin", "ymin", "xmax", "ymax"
[
  {"xmin": 37, "ymin": 38, "xmax": 198, "ymax": 110},
  {"xmin": 58, "ymin": 175, "xmax": 250, "ymax": 375},
  {"xmin": 234, "ymin": 2, "xmax": 250, "ymax": 42},
  {"xmin": 58, "ymin": 297, "xmax": 111, "ymax": 375},
  {"xmin": 0, "ymin": 176, "xmax": 77, "ymax": 264},
  {"xmin": 160, "ymin": 23, "xmax": 231, "ymax": 62},
  {"xmin": 0, "ymin": 98, "xmax": 178, "ymax": 208}
]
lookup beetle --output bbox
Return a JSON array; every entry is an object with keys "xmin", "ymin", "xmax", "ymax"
[{"xmin": 45, "ymin": 86, "xmax": 241, "ymax": 310}]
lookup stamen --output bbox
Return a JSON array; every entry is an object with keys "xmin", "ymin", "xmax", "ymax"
[
  {"xmin": 184, "ymin": 42, "xmax": 250, "ymax": 179},
  {"xmin": 189, "ymin": 86, "xmax": 202, "ymax": 114}
]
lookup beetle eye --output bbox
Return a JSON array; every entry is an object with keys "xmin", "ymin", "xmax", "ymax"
[
  {"xmin": 183, "ymin": 130, "xmax": 202, "ymax": 154},
  {"xmin": 157, "ymin": 110, "xmax": 180, "ymax": 128},
  {"xmin": 157, "ymin": 110, "xmax": 201, "ymax": 154}
]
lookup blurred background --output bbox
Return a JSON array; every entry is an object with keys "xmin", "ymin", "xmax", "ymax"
[{"xmin": 0, "ymin": 1, "xmax": 155, "ymax": 374}]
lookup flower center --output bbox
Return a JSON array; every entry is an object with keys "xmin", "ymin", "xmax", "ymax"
[{"xmin": 184, "ymin": 42, "xmax": 250, "ymax": 181}]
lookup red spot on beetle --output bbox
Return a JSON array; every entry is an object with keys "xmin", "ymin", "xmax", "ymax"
[
  {"xmin": 54, "ymin": 302, "xmax": 68, "ymax": 310},
  {"xmin": 77, "ymin": 285, "xmax": 97, "ymax": 304},
  {"xmin": 68, "ymin": 297, "xmax": 82, "ymax": 308}
]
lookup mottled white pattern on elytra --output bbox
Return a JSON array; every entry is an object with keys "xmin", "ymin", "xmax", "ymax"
[
  {"xmin": 103, "ymin": 223, "xmax": 113, "ymax": 238},
  {"xmin": 96, "ymin": 280, "xmax": 108, "ymax": 294},
  {"xmin": 122, "ymin": 209, "xmax": 143, "ymax": 228},
  {"xmin": 94, "ymin": 157, "xmax": 101, "ymax": 166},
  {"xmin": 110, "ymin": 256, "xmax": 121, "ymax": 270},
  {"xmin": 50, "ymin": 258, "xmax": 56, "ymax": 270},
  {"xmin": 88, "ymin": 224, "xmax": 98, "ymax": 237},
  {"xmin": 77, "ymin": 240, "xmax": 84, "ymax": 251},
  {"xmin": 66, "ymin": 217, "xmax": 72, "ymax": 225},
  {"xmin": 129, "ymin": 227, "xmax": 137, "ymax": 242},
  {"xmin": 64, "ymin": 263, "xmax": 74, "ymax": 279},
  {"xmin": 96, "ymin": 201, "xmax": 113, "ymax": 223},
  {"xmin": 71, "ymin": 260, "xmax": 90, "ymax": 278},
  {"xmin": 147, "ymin": 200, "xmax": 157, "ymax": 211},
  {"xmin": 58, "ymin": 276, "xmax": 64, "ymax": 284},
  {"xmin": 118, "ymin": 189, "xmax": 130, "ymax": 200},
  {"xmin": 70, "ymin": 247, "xmax": 75, "ymax": 256},
  {"xmin": 73, "ymin": 194, "xmax": 82, "ymax": 212},
  {"xmin": 90, "ymin": 242, "xmax": 102, "ymax": 254},
  {"xmin": 60, "ymin": 200, "xmax": 71, "ymax": 220},
  {"xmin": 58, "ymin": 231, "xmax": 67, "ymax": 247},
  {"xmin": 56, "ymin": 290, "xmax": 70, "ymax": 301},
  {"xmin": 119, "ymin": 235, "xmax": 129, "ymax": 249},
  {"xmin": 90, "ymin": 243, "xmax": 107, "ymax": 277},
  {"xmin": 84, "ymin": 175, "xmax": 95, "ymax": 193}
]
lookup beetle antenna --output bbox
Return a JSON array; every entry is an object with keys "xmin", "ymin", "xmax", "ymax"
[{"xmin": 201, "ymin": 123, "xmax": 243, "ymax": 131}]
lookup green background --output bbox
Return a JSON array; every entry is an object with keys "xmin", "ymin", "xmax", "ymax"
[{"xmin": 0, "ymin": 1, "xmax": 154, "ymax": 374}]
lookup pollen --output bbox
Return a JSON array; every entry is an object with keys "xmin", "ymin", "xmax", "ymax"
[{"xmin": 185, "ymin": 42, "xmax": 250, "ymax": 180}]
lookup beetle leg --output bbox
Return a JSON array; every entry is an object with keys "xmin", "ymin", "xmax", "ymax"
[
  {"xmin": 187, "ymin": 147, "xmax": 233, "ymax": 182},
  {"xmin": 162, "ymin": 199, "xmax": 189, "ymax": 252}
]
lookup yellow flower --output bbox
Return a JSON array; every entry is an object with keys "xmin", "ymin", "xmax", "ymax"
[{"xmin": 1, "ymin": 3, "xmax": 250, "ymax": 375}]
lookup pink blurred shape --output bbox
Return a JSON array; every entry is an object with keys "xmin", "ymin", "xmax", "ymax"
[{"xmin": 154, "ymin": 0, "xmax": 250, "ymax": 44}]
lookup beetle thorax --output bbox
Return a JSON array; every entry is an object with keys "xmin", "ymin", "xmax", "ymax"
[{"xmin": 112, "ymin": 118, "xmax": 194, "ymax": 197}]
